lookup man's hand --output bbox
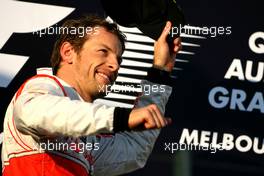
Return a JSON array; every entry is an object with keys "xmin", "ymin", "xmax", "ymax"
[
  {"xmin": 128, "ymin": 104, "xmax": 171, "ymax": 130},
  {"xmin": 153, "ymin": 21, "xmax": 182, "ymax": 72}
]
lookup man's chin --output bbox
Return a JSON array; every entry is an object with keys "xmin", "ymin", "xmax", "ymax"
[
  {"xmin": 90, "ymin": 91, "xmax": 106, "ymax": 101},
  {"xmin": 96, "ymin": 83, "xmax": 112, "ymax": 97},
  {"xmin": 97, "ymin": 91, "xmax": 108, "ymax": 98}
]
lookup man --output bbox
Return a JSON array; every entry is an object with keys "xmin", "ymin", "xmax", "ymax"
[{"xmin": 2, "ymin": 15, "xmax": 181, "ymax": 176}]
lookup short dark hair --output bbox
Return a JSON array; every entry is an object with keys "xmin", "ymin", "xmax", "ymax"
[{"xmin": 50, "ymin": 15, "xmax": 126, "ymax": 74}]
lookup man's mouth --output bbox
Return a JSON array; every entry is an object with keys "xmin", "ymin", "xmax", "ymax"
[{"xmin": 95, "ymin": 71, "xmax": 113, "ymax": 84}]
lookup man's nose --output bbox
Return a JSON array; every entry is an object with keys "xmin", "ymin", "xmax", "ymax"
[{"xmin": 107, "ymin": 56, "xmax": 120, "ymax": 71}]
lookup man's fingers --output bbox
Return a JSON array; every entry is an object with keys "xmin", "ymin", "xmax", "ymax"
[
  {"xmin": 144, "ymin": 104, "xmax": 171, "ymax": 129},
  {"xmin": 159, "ymin": 21, "xmax": 172, "ymax": 41},
  {"xmin": 144, "ymin": 117, "xmax": 156, "ymax": 129},
  {"xmin": 149, "ymin": 108, "xmax": 162, "ymax": 128},
  {"xmin": 150, "ymin": 105, "xmax": 167, "ymax": 128},
  {"xmin": 173, "ymin": 37, "xmax": 182, "ymax": 52},
  {"xmin": 165, "ymin": 118, "xmax": 172, "ymax": 125},
  {"xmin": 128, "ymin": 105, "xmax": 172, "ymax": 130},
  {"xmin": 173, "ymin": 45, "xmax": 181, "ymax": 53},
  {"xmin": 143, "ymin": 108, "xmax": 156, "ymax": 129},
  {"xmin": 173, "ymin": 37, "xmax": 181, "ymax": 45}
]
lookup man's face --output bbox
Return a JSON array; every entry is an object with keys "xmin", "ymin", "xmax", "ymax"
[{"xmin": 71, "ymin": 27, "xmax": 122, "ymax": 99}]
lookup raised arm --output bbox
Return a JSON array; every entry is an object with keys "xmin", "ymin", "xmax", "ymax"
[{"xmin": 90, "ymin": 21, "xmax": 182, "ymax": 176}]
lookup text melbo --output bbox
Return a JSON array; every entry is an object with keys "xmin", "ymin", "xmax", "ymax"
[{"xmin": 179, "ymin": 128, "xmax": 264, "ymax": 154}]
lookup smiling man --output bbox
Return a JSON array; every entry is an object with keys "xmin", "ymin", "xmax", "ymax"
[
  {"xmin": 2, "ymin": 15, "xmax": 181, "ymax": 176},
  {"xmin": 53, "ymin": 22, "xmax": 123, "ymax": 101}
]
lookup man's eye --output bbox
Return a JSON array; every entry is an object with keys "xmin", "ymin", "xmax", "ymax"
[{"xmin": 99, "ymin": 49, "xmax": 107, "ymax": 53}]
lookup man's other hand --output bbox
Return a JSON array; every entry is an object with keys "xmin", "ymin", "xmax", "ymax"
[
  {"xmin": 128, "ymin": 104, "xmax": 172, "ymax": 130},
  {"xmin": 153, "ymin": 21, "xmax": 182, "ymax": 72}
]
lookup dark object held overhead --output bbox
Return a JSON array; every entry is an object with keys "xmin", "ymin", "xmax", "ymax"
[{"xmin": 100, "ymin": 0, "xmax": 185, "ymax": 41}]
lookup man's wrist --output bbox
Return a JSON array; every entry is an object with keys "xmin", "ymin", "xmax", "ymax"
[
  {"xmin": 146, "ymin": 67, "xmax": 173, "ymax": 86},
  {"xmin": 113, "ymin": 107, "xmax": 132, "ymax": 132}
]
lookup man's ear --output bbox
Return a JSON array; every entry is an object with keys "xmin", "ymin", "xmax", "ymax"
[{"xmin": 60, "ymin": 42, "xmax": 76, "ymax": 64}]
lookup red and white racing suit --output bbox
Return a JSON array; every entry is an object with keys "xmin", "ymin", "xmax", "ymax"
[{"xmin": 2, "ymin": 68, "xmax": 172, "ymax": 176}]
